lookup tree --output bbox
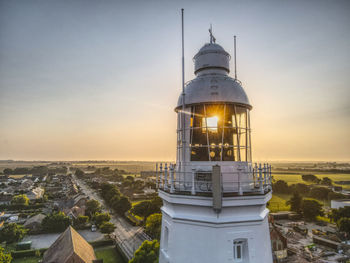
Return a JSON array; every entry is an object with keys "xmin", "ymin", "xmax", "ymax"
[
  {"xmin": 289, "ymin": 183, "xmax": 310, "ymax": 195},
  {"xmin": 0, "ymin": 247, "xmax": 12, "ymax": 263},
  {"xmin": 85, "ymin": 199, "xmax": 102, "ymax": 218},
  {"xmin": 272, "ymin": 180, "xmax": 289, "ymax": 194},
  {"xmin": 301, "ymin": 174, "xmax": 320, "ymax": 183},
  {"xmin": 321, "ymin": 177, "xmax": 332, "ymax": 186},
  {"xmin": 145, "ymin": 213, "xmax": 162, "ymax": 240},
  {"xmin": 330, "ymin": 207, "xmax": 350, "ymax": 223},
  {"xmin": 75, "ymin": 169, "xmax": 85, "ymax": 178},
  {"xmin": 309, "ymin": 187, "xmax": 332, "ymax": 200},
  {"xmin": 0, "ymin": 223, "xmax": 27, "ymax": 243},
  {"xmin": 302, "ymin": 199, "xmax": 323, "ymax": 221},
  {"xmin": 129, "ymin": 240, "xmax": 159, "ymax": 263},
  {"xmin": 3, "ymin": 168, "xmax": 12, "ymax": 175},
  {"xmin": 286, "ymin": 192, "xmax": 302, "ymax": 213},
  {"xmin": 94, "ymin": 212, "xmax": 111, "ymax": 227},
  {"xmin": 99, "ymin": 222, "xmax": 116, "ymax": 234},
  {"xmin": 73, "ymin": 215, "xmax": 89, "ymax": 229},
  {"xmin": 11, "ymin": 194, "xmax": 29, "ymax": 206},
  {"xmin": 113, "ymin": 196, "xmax": 131, "ymax": 215},
  {"xmin": 131, "ymin": 197, "xmax": 162, "ymax": 223},
  {"xmin": 337, "ymin": 218, "xmax": 350, "ymax": 235},
  {"xmin": 42, "ymin": 212, "xmax": 71, "ymax": 233}
]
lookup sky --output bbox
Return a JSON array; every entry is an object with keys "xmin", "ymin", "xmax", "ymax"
[{"xmin": 0, "ymin": 0, "xmax": 349, "ymax": 162}]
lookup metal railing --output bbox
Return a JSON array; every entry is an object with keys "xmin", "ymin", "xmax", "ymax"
[{"xmin": 156, "ymin": 163, "xmax": 272, "ymax": 196}]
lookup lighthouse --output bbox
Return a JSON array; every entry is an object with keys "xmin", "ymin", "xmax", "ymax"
[{"xmin": 157, "ymin": 28, "xmax": 273, "ymax": 263}]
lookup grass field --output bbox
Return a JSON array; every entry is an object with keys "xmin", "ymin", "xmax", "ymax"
[
  {"xmin": 12, "ymin": 257, "xmax": 41, "ymax": 263},
  {"xmin": 268, "ymin": 193, "xmax": 291, "ymax": 212},
  {"xmin": 273, "ymin": 173, "xmax": 350, "ymax": 189},
  {"xmin": 95, "ymin": 246, "xmax": 125, "ymax": 263}
]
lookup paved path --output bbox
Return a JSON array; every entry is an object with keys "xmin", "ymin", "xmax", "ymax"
[
  {"xmin": 23, "ymin": 230, "xmax": 104, "ymax": 249},
  {"xmin": 72, "ymin": 173, "xmax": 150, "ymax": 260}
]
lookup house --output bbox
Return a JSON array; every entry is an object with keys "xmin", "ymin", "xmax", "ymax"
[
  {"xmin": 0, "ymin": 194, "xmax": 12, "ymax": 205},
  {"xmin": 23, "ymin": 214, "xmax": 46, "ymax": 231},
  {"xmin": 26, "ymin": 187, "xmax": 44, "ymax": 200},
  {"xmin": 270, "ymin": 224, "xmax": 288, "ymax": 262},
  {"xmin": 42, "ymin": 226, "xmax": 97, "ymax": 263},
  {"xmin": 64, "ymin": 206, "xmax": 85, "ymax": 220}
]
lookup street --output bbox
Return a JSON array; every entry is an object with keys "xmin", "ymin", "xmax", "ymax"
[{"xmin": 72, "ymin": 173, "xmax": 149, "ymax": 260}]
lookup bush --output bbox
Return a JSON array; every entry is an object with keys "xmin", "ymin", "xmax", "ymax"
[
  {"xmin": 0, "ymin": 223, "xmax": 27, "ymax": 243},
  {"xmin": 145, "ymin": 213, "xmax": 162, "ymax": 240},
  {"xmin": 129, "ymin": 240, "xmax": 159, "ymax": 263},
  {"xmin": 99, "ymin": 222, "xmax": 116, "ymax": 234},
  {"xmin": 94, "ymin": 212, "xmax": 111, "ymax": 227},
  {"xmin": 41, "ymin": 212, "xmax": 71, "ymax": 233}
]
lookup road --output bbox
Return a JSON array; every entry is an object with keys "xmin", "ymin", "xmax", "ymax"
[{"xmin": 71, "ymin": 173, "xmax": 150, "ymax": 260}]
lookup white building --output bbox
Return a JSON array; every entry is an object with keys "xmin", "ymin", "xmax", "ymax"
[
  {"xmin": 331, "ymin": 199, "xmax": 350, "ymax": 209},
  {"xmin": 157, "ymin": 32, "xmax": 273, "ymax": 263}
]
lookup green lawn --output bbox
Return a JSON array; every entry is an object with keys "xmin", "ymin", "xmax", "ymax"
[
  {"xmin": 12, "ymin": 257, "xmax": 41, "ymax": 263},
  {"xmin": 95, "ymin": 246, "xmax": 125, "ymax": 263},
  {"xmin": 273, "ymin": 173, "xmax": 350, "ymax": 189},
  {"xmin": 268, "ymin": 193, "xmax": 291, "ymax": 212}
]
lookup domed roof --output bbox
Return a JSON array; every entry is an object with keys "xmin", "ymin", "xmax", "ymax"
[
  {"xmin": 176, "ymin": 75, "xmax": 251, "ymax": 110},
  {"xmin": 176, "ymin": 41, "xmax": 251, "ymax": 110},
  {"xmin": 193, "ymin": 43, "xmax": 230, "ymax": 74}
]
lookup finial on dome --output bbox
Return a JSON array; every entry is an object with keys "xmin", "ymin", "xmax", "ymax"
[{"xmin": 209, "ymin": 24, "xmax": 216, "ymax": 44}]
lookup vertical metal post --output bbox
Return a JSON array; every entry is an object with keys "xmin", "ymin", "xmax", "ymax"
[
  {"xmin": 254, "ymin": 163, "xmax": 258, "ymax": 188},
  {"xmin": 164, "ymin": 163, "xmax": 168, "ymax": 191},
  {"xmin": 238, "ymin": 168, "xmax": 243, "ymax": 195},
  {"xmin": 159, "ymin": 163, "xmax": 163, "ymax": 189},
  {"xmin": 170, "ymin": 164, "xmax": 175, "ymax": 193},
  {"xmin": 155, "ymin": 163, "xmax": 158, "ymax": 189},
  {"xmin": 234, "ymin": 35, "xmax": 237, "ymax": 80},
  {"xmin": 191, "ymin": 168, "xmax": 196, "ymax": 195},
  {"xmin": 264, "ymin": 163, "xmax": 267, "ymax": 187},
  {"xmin": 181, "ymin": 8, "xmax": 186, "ymax": 172},
  {"xmin": 259, "ymin": 163, "xmax": 263, "ymax": 194}
]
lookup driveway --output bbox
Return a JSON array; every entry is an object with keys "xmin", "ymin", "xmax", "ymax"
[{"xmin": 23, "ymin": 229, "xmax": 104, "ymax": 249}]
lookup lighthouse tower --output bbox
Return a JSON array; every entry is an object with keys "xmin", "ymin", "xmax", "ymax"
[{"xmin": 157, "ymin": 31, "xmax": 273, "ymax": 263}]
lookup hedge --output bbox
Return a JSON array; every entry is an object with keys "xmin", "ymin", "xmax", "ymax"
[
  {"xmin": 11, "ymin": 248, "xmax": 47, "ymax": 259},
  {"xmin": 89, "ymin": 239, "xmax": 114, "ymax": 248}
]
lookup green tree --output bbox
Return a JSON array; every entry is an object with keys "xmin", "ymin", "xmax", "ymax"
[
  {"xmin": 11, "ymin": 194, "xmax": 29, "ymax": 206},
  {"xmin": 286, "ymin": 191, "xmax": 302, "ymax": 213},
  {"xmin": 302, "ymin": 199, "xmax": 324, "ymax": 221},
  {"xmin": 301, "ymin": 174, "xmax": 320, "ymax": 183},
  {"xmin": 272, "ymin": 180, "xmax": 289, "ymax": 194},
  {"xmin": 73, "ymin": 215, "xmax": 89, "ymax": 229},
  {"xmin": 0, "ymin": 223, "xmax": 27, "ymax": 243},
  {"xmin": 145, "ymin": 213, "xmax": 162, "ymax": 240},
  {"xmin": 94, "ymin": 212, "xmax": 111, "ymax": 227},
  {"xmin": 0, "ymin": 247, "xmax": 12, "ymax": 263},
  {"xmin": 129, "ymin": 240, "xmax": 159, "ymax": 263},
  {"xmin": 75, "ymin": 169, "xmax": 85, "ymax": 178},
  {"xmin": 321, "ymin": 177, "xmax": 333, "ymax": 186},
  {"xmin": 337, "ymin": 218, "xmax": 350, "ymax": 235},
  {"xmin": 132, "ymin": 197, "xmax": 162, "ymax": 222},
  {"xmin": 330, "ymin": 207, "xmax": 350, "ymax": 223},
  {"xmin": 3, "ymin": 168, "xmax": 12, "ymax": 176},
  {"xmin": 309, "ymin": 187, "xmax": 332, "ymax": 200},
  {"xmin": 99, "ymin": 222, "xmax": 116, "ymax": 234},
  {"xmin": 42, "ymin": 212, "xmax": 71, "ymax": 233},
  {"xmin": 85, "ymin": 199, "xmax": 102, "ymax": 218},
  {"xmin": 113, "ymin": 196, "xmax": 131, "ymax": 215}
]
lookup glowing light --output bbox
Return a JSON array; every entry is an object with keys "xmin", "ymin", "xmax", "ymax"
[{"xmin": 206, "ymin": 116, "xmax": 219, "ymax": 132}]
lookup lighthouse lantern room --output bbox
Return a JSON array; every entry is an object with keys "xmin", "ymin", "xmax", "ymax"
[{"xmin": 157, "ymin": 26, "xmax": 273, "ymax": 263}]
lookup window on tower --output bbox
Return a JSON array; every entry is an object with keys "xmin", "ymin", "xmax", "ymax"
[
  {"xmin": 233, "ymin": 239, "xmax": 248, "ymax": 262},
  {"xmin": 189, "ymin": 103, "xmax": 251, "ymax": 162}
]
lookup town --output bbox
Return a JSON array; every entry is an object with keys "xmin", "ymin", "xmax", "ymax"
[{"xmin": 0, "ymin": 161, "xmax": 350, "ymax": 262}]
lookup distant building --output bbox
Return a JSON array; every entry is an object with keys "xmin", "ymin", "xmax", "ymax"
[
  {"xmin": 43, "ymin": 226, "xmax": 97, "ymax": 263},
  {"xmin": 64, "ymin": 206, "xmax": 86, "ymax": 220},
  {"xmin": 23, "ymin": 214, "xmax": 45, "ymax": 231},
  {"xmin": 26, "ymin": 187, "xmax": 44, "ymax": 200},
  {"xmin": 331, "ymin": 199, "xmax": 350, "ymax": 209},
  {"xmin": 270, "ymin": 225, "xmax": 288, "ymax": 262}
]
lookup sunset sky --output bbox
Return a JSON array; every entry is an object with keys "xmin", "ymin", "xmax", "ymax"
[{"xmin": 0, "ymin": 0, "xmax": 349, "ymax": 161}]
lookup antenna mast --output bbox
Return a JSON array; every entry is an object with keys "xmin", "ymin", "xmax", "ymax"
[
  {"xmin": 181, "ymin": 8, "xmax": 186, "ymax": 169},
  {"xmin": 234, "ymin": 35, "xmax": 237, "ymax": 80}
]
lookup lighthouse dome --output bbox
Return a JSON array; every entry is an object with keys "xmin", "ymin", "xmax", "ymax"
[
  {"xmin": 176, "ymin": 42, "xmax": 251, "ymax": 110},
  {"xmin": 194, "ymin": 43, "xmax": 230, "ymax": 74}
]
